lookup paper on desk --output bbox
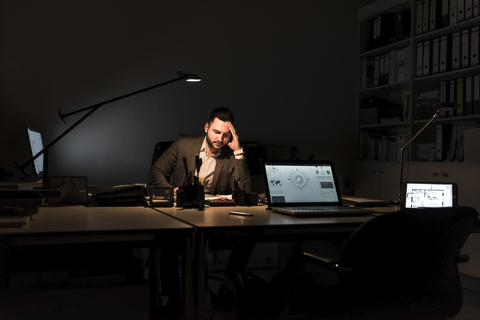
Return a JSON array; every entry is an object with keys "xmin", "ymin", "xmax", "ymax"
[
  {"xmin": 342, "ymin": 196, "xmax": 397, "ymax": 207},
  {"xmin": 205, "ymin": 194, "xmax": 232, "ymax": 200}
]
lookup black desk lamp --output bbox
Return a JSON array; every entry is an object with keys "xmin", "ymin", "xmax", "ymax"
[
  {"xmin": 398, "ymin": 102, "xmax": 458, "ymax": 202},
  {"xmin": 15, "ymin": 71, "xmax": 201, "ymax": 183}
]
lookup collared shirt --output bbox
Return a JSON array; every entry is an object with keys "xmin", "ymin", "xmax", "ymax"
[
  {"xmin": 199, "ymin": 137, "xmax": 245, "ymax": 194},
  {"xmin": 199, "ymin": 138, "xmax": 220, "ymax": 194}
]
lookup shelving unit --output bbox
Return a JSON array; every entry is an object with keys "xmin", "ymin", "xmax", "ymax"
[
  {"xmin": 356, "ymin": 0, "xmax": 480, "ymax": 203},
  {"xmin": 356, "ymin": 1, "xmax": 480, "ymax": 288}
]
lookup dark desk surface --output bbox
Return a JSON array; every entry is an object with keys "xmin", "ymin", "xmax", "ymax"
[
  {"xmin": 154, "ymin": 204, "xmax": 378, "ymax": 227},
  {"xmin": 153, "ymin": 203, "xmax": 480, "ymax": 238},
  {"xmin": 152, "ymin": 204, "xmax": 391, "ymax": 243},
  {"xmin": 0, "ymin": 205, "xmax": 192, "ymax": 233},
  {"xmin": 0, "ymin": 206, "xmax": 193, "ymax": 245}
]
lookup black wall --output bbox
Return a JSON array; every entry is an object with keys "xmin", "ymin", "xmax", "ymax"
[{"xmin": 0, "ymin": 0, "xmax": 375, "ymax": 188}]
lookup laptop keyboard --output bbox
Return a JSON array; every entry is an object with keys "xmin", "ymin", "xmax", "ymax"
[{"xmin": 288, "ymin": 206, "xmax": 357, "ymax": 211}]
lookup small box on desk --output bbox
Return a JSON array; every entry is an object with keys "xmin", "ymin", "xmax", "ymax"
[
  {"xmin": 464, "ymin": 128, "xmax": 480, "ymax": 161},
  {"xmin": 149, "ymin": 186, "xmax": 174, "ymax": 207}
]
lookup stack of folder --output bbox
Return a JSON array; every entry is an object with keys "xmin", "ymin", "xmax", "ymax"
[
  {"xmin": 89, "ymin": 184, "xmax": 147, "ymax": 206},
  {"xmin": 0, "ymin": 185, "xmax": 60, "ymax": 226}
]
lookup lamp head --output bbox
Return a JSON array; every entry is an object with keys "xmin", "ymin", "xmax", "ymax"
[
  {"xmin": 177, "ymin": 71, "xmax": 202, "ymax": 82},
  {"xmin": 433, "ymin": 101, "xmax": 460, "ymax": 112}
]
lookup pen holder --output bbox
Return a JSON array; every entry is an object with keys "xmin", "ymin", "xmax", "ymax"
[
  {"xmin": 180, "ymin": 184, "xmax": 205, "ymax": 208},
  {"xmin": 247, "ymin": 192, "xmax": 258, "ymax": 206},
  {"xmin": 149, "ymin": 186, "xmax": 174, "ymax": 207},
  {"xmin": 232, "ymin": 189, "xmax": 246, "ymax": 206}
]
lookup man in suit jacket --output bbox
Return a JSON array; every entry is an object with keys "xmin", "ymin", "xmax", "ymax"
[
  {"xmin": 148, "ymin": 107, "xmax": 254, "ymax": 311},
  {"xmin": 148, "ymin": 108, "xmax": 251, "ymax": 194}
]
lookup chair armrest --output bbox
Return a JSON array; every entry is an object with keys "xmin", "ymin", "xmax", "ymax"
[{"xmin": 458, "ymin": 253, "xmax": 470, "ymax": 263}]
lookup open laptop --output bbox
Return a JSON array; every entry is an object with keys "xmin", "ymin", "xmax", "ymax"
[
  {"xmin": 26, "ymin": 127, "xmax": 45, "ymax": 178},
  {"xmin": 261, "ymin": 159, "xmax": 374, "ymax": 216},
  {"xmin": 401, "ymin": 182, "xmax": 457, "ymax": 208}
]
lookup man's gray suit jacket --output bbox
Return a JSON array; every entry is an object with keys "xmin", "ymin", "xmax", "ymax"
[{"xmin": 148, "ymin": 134, "xmax": 251, "ymax": 194}]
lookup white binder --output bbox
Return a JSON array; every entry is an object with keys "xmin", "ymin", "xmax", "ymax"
[
  {"xmin": 440, "ymin": 35, "xmax": 449, "ymax": 72},
  {"xmin": 471, "ymin": 27, "xmax": 479, "ymax": 65},
  {"xmin": 423, "ymin": 40, "xmax": 431, "ymax": 76},
  {"xmin": 417, "ymin": 42, "xmax": 424, "ymax": 77},
  {"xmin": 452, "ymin": 32, "xmax": 461, "ymax": 70},
  {"xmin": 432, "ymin": 37, "xmax": 440, "ymax": 74},
  {"xmin": 461, "ymin": 29, "xmax": 470, "ymax": 68}
]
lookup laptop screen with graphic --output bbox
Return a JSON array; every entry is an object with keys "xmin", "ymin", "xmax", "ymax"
[
  {"xmin": 262, "ymin": 160, "xmax": 342, "ymax": 206},
  {"xmin": 261, "ymin": 160, "xmax": 374, "ymax": 216}
]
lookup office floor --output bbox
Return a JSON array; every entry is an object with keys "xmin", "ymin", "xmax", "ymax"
[
  {"xmin": 452, "ymin": 289, "xmax": 480, "ymax": 320},
  {"xmin": 206, "ymin": 272, "xmax": 480, "ymax": 320}
]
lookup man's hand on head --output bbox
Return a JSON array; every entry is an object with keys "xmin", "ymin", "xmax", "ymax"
[{"xmin": 227, "ymin": 122, "xmax": 242, "ymax": 151}]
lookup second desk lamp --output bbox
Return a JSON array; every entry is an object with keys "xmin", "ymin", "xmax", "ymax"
[{"xmin": 398, "ymin": 101, "xmax": 458, "ymax": 203}]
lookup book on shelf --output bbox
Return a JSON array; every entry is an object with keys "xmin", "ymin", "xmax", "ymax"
[
  {"xmin": 433, "ymin": 123, "xmax": 476, "ymax": 161},
  {"xmin": 359, "ymin": 132, "xmax": 408, "ymax": 162}
]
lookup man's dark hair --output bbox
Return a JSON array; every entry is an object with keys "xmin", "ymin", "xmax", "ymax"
[{"xmin": 207, "ymin": 107, "xmax": 234, "ymax": 125}]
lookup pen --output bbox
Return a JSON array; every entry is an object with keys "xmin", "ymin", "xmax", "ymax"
[
  {"xmin": 182, "ymin": 157, "xmax": 189, "ymax": 185},
  {"xmin": 195, "ymin": 154, "xmax": 200, "ymax": 183},
  {"xmin": 229, "ymin": 211, "xmax": 253, "ymax": 216}
]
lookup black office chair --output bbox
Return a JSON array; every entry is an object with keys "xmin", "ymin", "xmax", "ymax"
[
  {"xmin": 276, "ymin": 207, "xmax": 478, "ymax": 320},
  {"xmin": 149, "ymin": 140, "xmax": 174, "ymax": 187},
  {"xmin": 151, "ymin": 141, "xmax": 174, "ymax": 166}
]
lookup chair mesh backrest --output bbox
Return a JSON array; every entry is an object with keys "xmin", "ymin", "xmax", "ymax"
[{"xmin": 338, "ymin": 207, "xmax": 477, "ymax": 316}]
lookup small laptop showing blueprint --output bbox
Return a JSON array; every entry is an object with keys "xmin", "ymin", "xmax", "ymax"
[{"xmin": 401, "ymin": 182, "xmax": 458, "ymax": 208}]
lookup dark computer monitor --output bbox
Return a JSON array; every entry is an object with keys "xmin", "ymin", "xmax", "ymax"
[{"xmin": 26, "ymin": 127, "xmax": 44, "ymax": 177}]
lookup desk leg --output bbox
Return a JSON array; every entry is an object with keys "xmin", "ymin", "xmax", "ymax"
[
  {"xmin": 149, "ymin": 243, "xmax": 161, "ymax": 319},
  {"xmin": 196, "ymin": 232, "xmax": 208, "ymax": 320},
  {"xmin": 0, "ymin": 237, "xmax": 8, "ymax": 289},
  {"xmin": 184, "ymin": 235, "xmax": 194, "ymax": 320}
]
